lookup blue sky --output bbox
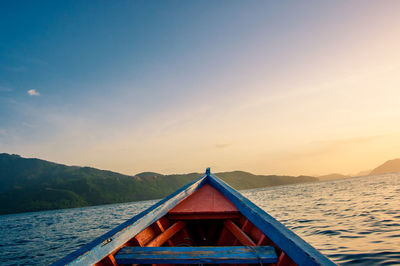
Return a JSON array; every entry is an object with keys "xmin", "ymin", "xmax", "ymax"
[{"xmin": 1, "ymin": 1, "xmax": 400, "ymax": 175}]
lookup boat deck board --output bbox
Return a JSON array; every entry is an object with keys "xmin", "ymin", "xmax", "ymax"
[{"xmin": 114, "ymin": 246, "xmax": 278, "ymax": 264}]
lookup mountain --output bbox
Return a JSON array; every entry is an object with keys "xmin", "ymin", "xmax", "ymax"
[
  {"xmin": 317, "ymin": 173, "xmax": 349, "ymax": 181},
  {"xmin": 0, "ymin": 153, "xmax": 318, "ymax": 215},
  {"xmin": 215, "ymin": 171, "xmax": 316, "ymax": 188},
  {"xmin": 354, "ymin": 170, "xmax": 371, "ymax": 177},
  {"xmin": 370, "ymin": 159, "xmax": 400, "ymax": 175}
]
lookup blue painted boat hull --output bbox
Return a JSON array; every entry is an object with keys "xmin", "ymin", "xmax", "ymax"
[{"xmin": 52, "ymin": 169, "xmax": 336, "ymax": 266}]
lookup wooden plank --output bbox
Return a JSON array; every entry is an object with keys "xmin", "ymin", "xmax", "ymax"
[
  {"xmin": 233, "ymin": 219, "xmax": 250, "ymax": 246},
  {"xmin": 115, "ymin": 246, "xmax": 278, "ymax": 264},
  {"xmin": 278, "ymin": 252, "xmax": 297, "ymax": 266},
  {"xmin": 154, "ymin": 218, "xmax": 175, "ymax": 266},
  {"xmin": 223, "ymin": 220, "xmax": 256, "ymax": 246},
  {"xmin": 107, "ymin": 255, "xmax": 117, "ymax": 266},
  {"xmin": 248, "ymin": 224, "xmax": 265, "ymax": 244},
  {"xmin": 135, "ymin": 226, "xmax": 157, "ymax": 246},
  {"xmin": 207, "ymin": 173, "xmax": 336, "ymax": 266},
  {"xmin": 257, "ymin": 234, "xmax": 266, "ymax": 246},
  {"xmin": 156, "ymin": 217, "xmax": 171, "ymax": 230},
  {"xmin": 217, "ymin": 227, "xmax": 230, "ymax": 246},
  {"xmin": 156, "ymin": 220, "xmax": 174, "ymax": 246},
  {"xmin": 241, "ymin": 219, "xmax": 250, "ymax": 232},
  {"xmin": 146, "ymin": 221, "xmax": 186, "ymax": 247},
  {"xmin": 95, "ymin": 254, "xmax": 117, "ymax": 266},
  {"xmin": 52, "ymin": 175, "xmax": 208, "ymax": 266}
]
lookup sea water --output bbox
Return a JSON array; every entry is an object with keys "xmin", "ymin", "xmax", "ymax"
[{"xmin": 0, "ymin": 173, "xmax": 399, "ymax": 265}]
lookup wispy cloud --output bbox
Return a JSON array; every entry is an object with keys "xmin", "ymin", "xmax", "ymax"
[
  {"xmin": 215, "ymin": 143, "xmax": 231, "ymax": 149},
  {"xmin": 282, "ymin": 135, "xmax": 381, "ymax": 160},
  {"xmin": 27, "ymin": 89, "xmax": 40, "ymax": 96}
]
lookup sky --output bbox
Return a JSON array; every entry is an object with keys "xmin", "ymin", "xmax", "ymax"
[{"xmin": 1, "ymin": 1, "xmax": 400, "ymax": 176}]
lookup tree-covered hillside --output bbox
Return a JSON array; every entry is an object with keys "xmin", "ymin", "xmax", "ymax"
[{"xmin": 0, "ymin": 153, "xmax": 318, "ymax": 214}]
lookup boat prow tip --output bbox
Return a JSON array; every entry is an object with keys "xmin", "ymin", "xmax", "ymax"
[{"xmin": 206, "ymin": 167, "xmax": 211, "ymax": 176}]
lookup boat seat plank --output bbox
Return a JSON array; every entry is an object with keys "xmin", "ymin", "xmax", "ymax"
[{"xmin": 115, "ymin": 246, "xmax": 278, "ymax": 264}]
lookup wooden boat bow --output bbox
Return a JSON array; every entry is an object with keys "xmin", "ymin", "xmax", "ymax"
[{"xmin": 52, "ymin": 168, "xmax": 336, "ymax": 266}]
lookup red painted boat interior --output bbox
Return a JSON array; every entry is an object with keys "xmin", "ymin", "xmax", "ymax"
[
  {"xmin": 95, "ymin": 184, "xmax": 297, "ymax": 266},
  {"xmin": 169, "ymin": 184, "xmax": 239, "ymax": 214}
]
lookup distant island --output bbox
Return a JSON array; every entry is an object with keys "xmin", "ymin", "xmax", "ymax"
[
  {"xmin": 369, "ymin": 158, "xmax": 400, "ymax": 175},
  {"xmin": 317, "ymin": 173, "xmax": 349, "ymax": 181},
  {"xmin": 318, "ymin": 158, "xmax": 400, "ymax": 181},
  {"xmin": 0, "ymin": 153, "xmax": 316, "ymax": 215}
]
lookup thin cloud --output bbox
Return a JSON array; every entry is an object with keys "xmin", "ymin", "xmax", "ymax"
[
  {"xmin": 27, "ymin": 89, "xmax": 40, "ymax": 96},
  {"xmin": 215, "ymin": 143, "xmax": 231, "ymax": 149},
  {"xmin": 282, "ymin": 135, "xmax": 382, "ymax": 160}
]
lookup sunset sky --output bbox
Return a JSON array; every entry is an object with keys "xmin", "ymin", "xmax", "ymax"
[{"xmin": 1, "ymin": 1, "xmax": 400, "ymax": 176}]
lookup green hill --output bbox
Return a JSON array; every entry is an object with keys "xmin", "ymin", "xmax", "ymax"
[
  {"xmin": 0, "ymin": 153, "xmax": 318, "ymax": 214},
  {"xmin": 214, "ymin": 171, "xmax": 316, "ymax": 188}
]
